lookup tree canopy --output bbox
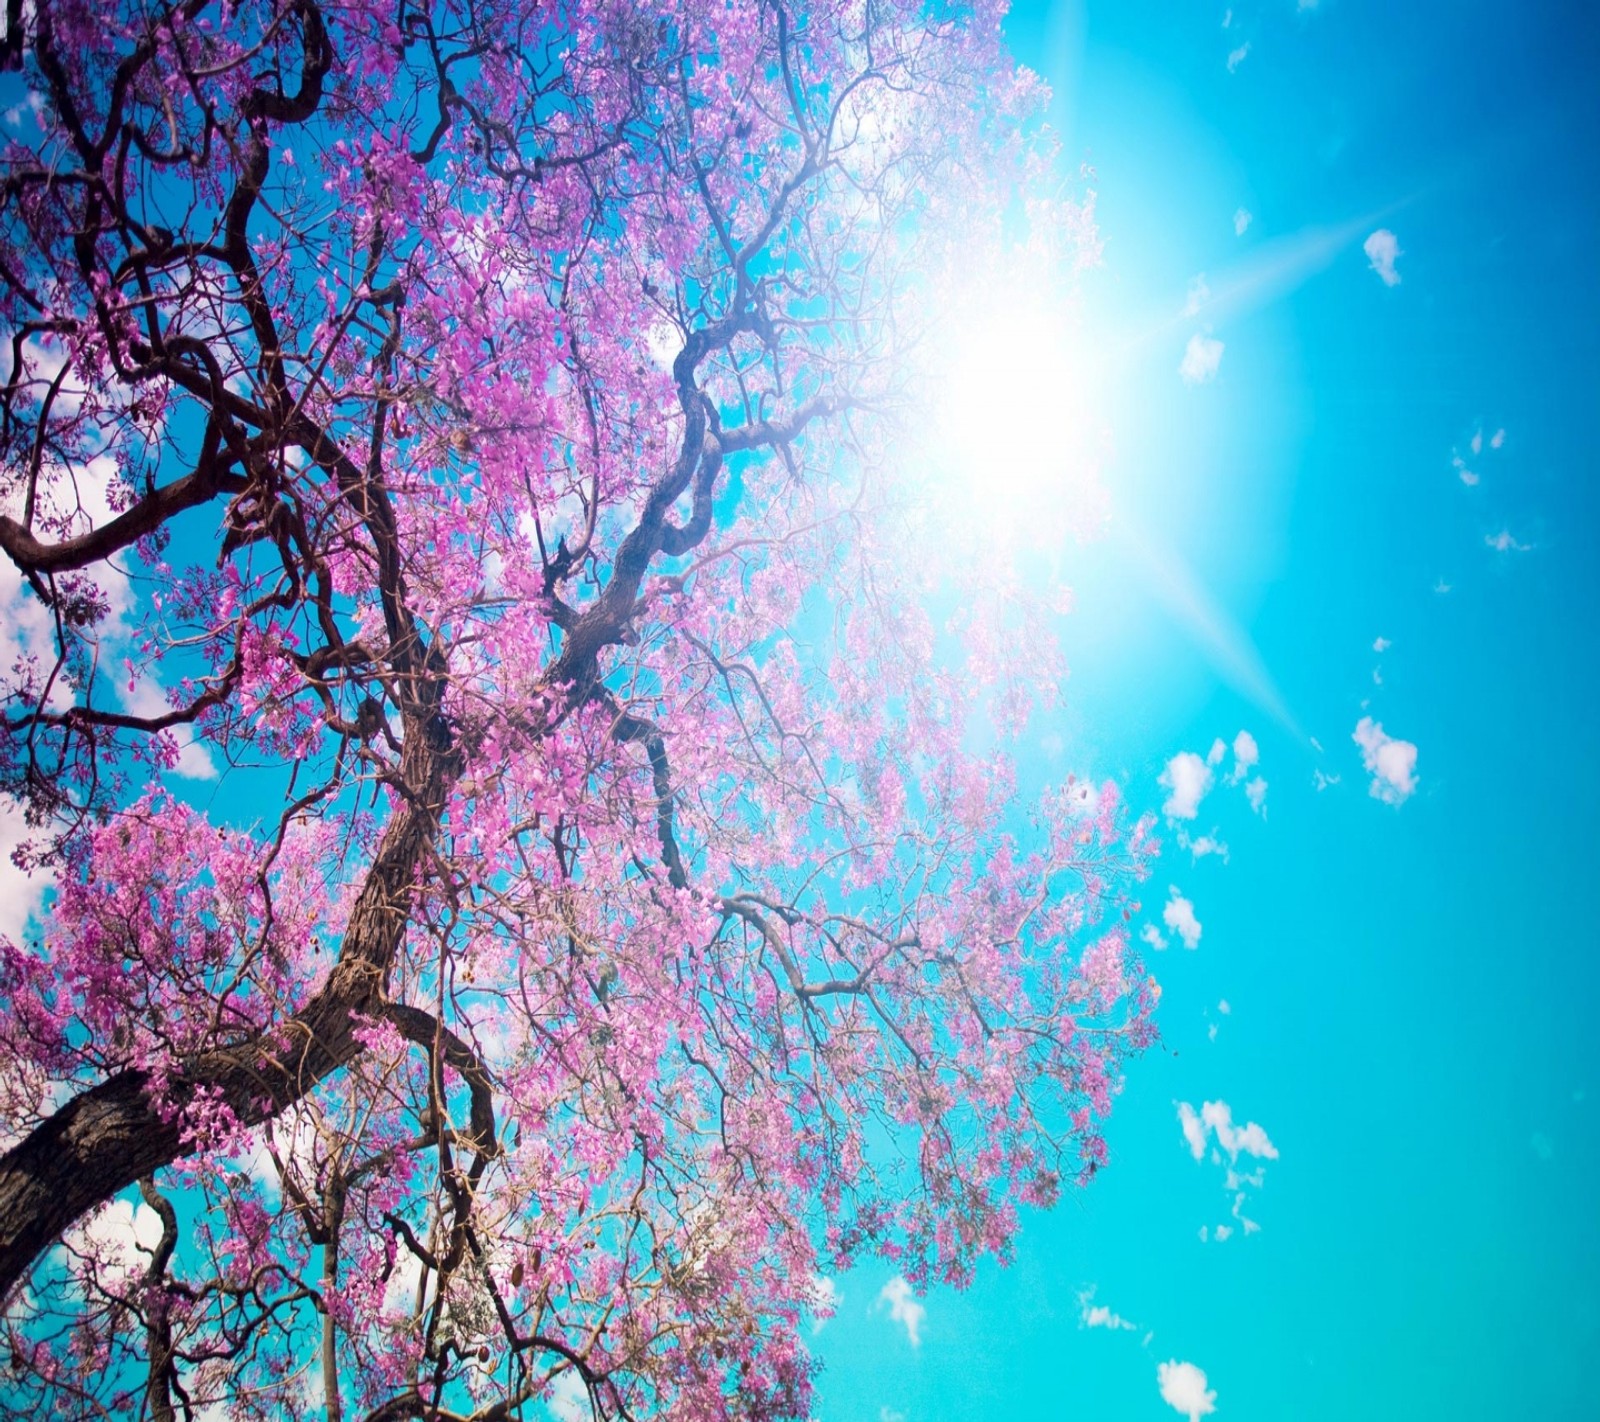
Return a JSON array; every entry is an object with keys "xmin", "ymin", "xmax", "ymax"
[{"xmin": 0, "ymin": 1, "xmax": 1154, "ymax": 1416}]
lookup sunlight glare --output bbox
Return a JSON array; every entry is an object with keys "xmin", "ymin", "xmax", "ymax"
[{"xmin": 927, "ymin": 279, "xmax": 1108, "ymax": 544}]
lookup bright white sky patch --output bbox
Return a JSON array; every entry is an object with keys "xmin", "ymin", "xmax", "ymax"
[
  {"xmin": 1180, "ymin": 332, "xmax": 1225, "ymax": 383},
  {"xmin": 548, "ymin": 1371, "xmax": 594, "ymax": 1422},
  {"xmin": 1158, "ymin": 1360, "xmax": 1218, "ymax": 1420},
  {"xmin": 878, "ymin": 1276, "xmax": 925, "ymax": 1347},
  {"xmin": 1161, "ymin": 751, "xmax": 1214, "ymax": 820},
  {"xmin": 1353, "ymin": 716, "xmax": 1419, "ymax": 805},
  {"xmin": 1164, "ymin": 888, "xmax": 1203, "ymax": 949},
  {"xmin": 1364, "ymin": 228, "xmax": 1403, "ymax": 286}
]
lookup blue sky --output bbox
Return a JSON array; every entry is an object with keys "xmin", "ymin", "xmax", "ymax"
[{"xmin": 812, "ymin": 2, "xmax": 1600, "ymax": 1418}]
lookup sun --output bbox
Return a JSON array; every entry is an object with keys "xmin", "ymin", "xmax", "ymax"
[{"xmin": 923, "ymin": 276, "xmax": 1109, "ymax": 544}]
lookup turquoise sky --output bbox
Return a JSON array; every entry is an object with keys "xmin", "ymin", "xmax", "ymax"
[{"xmin": 813, "ymin": 2, "xmax": 1599, "ymax": 1418}]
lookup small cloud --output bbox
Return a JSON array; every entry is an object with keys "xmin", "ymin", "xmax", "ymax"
[
  {"xmin": 809, "ymin": 1275, "xmax": 841, "ymax": 1333},
  {"xmin": 1373, "ymin": 636, "xmax": 1391, "ymax": 653},
  {"xmin": 1363, "ymin": 229, "xmax": 1403, "ymax": 287},
  {"xmin": 1141, "ymin": 923, "xmax": 1170, "ymax": 951},
  {"xmin": 1229, "ymin": 729, "xmax": 1259, "ymax": 781},
  {"xmin": 1079, "ymin": 1288, "xmax": 1138, "ymax": 1332},
  {"xmin": 1233, "ymin": 207, "xmax": 1253, "ymax": 236},
  {"xmin": 1353, "ymin": 717, "xmax": 1418, "ymax": 806},
  {"xmin": 1163, "ymin": 888, "xmax": 1203, "ymax": 950},
  {"xmin": 1206, "ymin": 738, "xmax": 1227, "ymax": 767},
  {"xmin": 1452, "ymin": 452, "xmax": 1479, "ymax": 486},
  {"xmin": 1490, "ymin": 428, "xmax": 1506, "ymax": 449},
  {"xmin": 1178, "ymin": 1102, "xmax": 1208, "ymax": 1161},
  {"xmin": 1218, "ymin": 999, "xmax": 1231, "ymax": 1015},
  {"xmin": 1226, "ymin": 41, "xmax": 1251, "ymax": 72},
  {"xmin": 1245, "ymin": 777, "xmax": 1268, "ymax": 816},
  {"xmin": 1312, "ymin": 768, "xmax": 1340, "ymax": 792},
  {"xmin": 1485, "ymin": 529, "xmax": 1532, "ymax": 553},
  {"xmin": 1201, "ymin": 1100, "xmax": 1278, "ymax": 1161},
  {"xmin": 1183, "ymin": 832, "xmax": 1230, "ymax": 863},
  {"xmin": 878, "ymin": 1276, "xmax": 925, "ymax": 1348},
  {"xmin": 1184, "ymin": 274, "xmax": 1212, "ymax": 318},
  {"xmin": 1160, "ymin": 751, "xmax": 1215, "ymax": 821},
  {"xmin": 1158, "ymin": 1360, "xmax": 1218, "ymax": 1421},
  {"xmin": 1433, "ymin": 577, "xmax": 1453, "ymax": 595},
  {"xmin": 1470, "ymin": 430, "xmax": 1483, "ymax": 456},
  {"xmin": 1180, "ymin": 332, "xmax": 1225, "ymax": 384},
  {"xmin": 1530, "ymin": 1132, "xmax": 1554, "ymax": 1162}
]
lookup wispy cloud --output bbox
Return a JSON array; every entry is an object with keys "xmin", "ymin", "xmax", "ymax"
[{"xmin": 877, "ymin": 1276, "xmax": 925, "ymax": 1347}]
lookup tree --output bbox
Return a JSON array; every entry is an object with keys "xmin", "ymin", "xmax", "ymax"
[{"xmin": 0, "ymin": 1, "xmax": 1156, "ymax": 1416}]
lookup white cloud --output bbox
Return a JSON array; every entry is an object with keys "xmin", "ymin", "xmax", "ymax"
[
  {"xmin": 1245, "ymin": 776, "xmax": 1268, "ymax": 816},
  {"xmin": 67, "ymin": 1196, "xmax": 164, "ymax": 1289},
  {"xmin": 1141, "ymin": 923, "xmax": 1169, "ymax": 951},
  {"xmin": 1184, "ymin": 274, "xmax": 1212, "ymax": 318},
  {"xmin": 1079, "ymin": 1287, "xmax": 1138, "ymax": 1332},
  {"xmin": 1218, "ymin": 999, "xmax": 1231, "ymax": 1015},
  {"xmin": 1364, "ymin": 229, "xmax": 1403, "ymax": 286},
  {"xmin": 1452, "ymin": 452, "xmax": 1479, "ymax": 486},
  {"xmin": 1163, "ymin": 889, "xmax": 1202, "ymax": 950},
  {"xmin": 1183, "ymin": 831, "xmax": 1230, "ymax": 863},
  {"xmin": 1178, "ymin": 1102, "xmax": 1208, "ymax": 1161},
  {"xmin": 1470, "ymin": 430, "xmax": 1483, "ymax": 456},
  {"xmin": 1373, "ymin": 636, "xmax": 1391, "ymax": 653},
  {"xmin": 1485, "ymin": 529, "xmax": 1532, "ymax": 553},
  {"xmin": 1226, "ymin": 42, "xmax": 1250, "ymax": 73},
  {"xmin": 1158, "ymin": 1360, "xmax": 1218, "ymax": 1421},
  {"xmin": 878, "ymin": 1276, "xmax": 925, "ymax": 1347},
  {"xmin": 1353, "ymin": 716, "xmax": 1419, "ymax": 805},
  {"xmin": 1160, "ymin": 752, "xmax": 1214, "ymax": 820},
  {"xmin": 0, "ymin": 796, "xmax": 54, "ymax": 946},
  {"xmin": 810, "ymin": 1275, "xmax": 841, "ymax": 1333},
  {"xmin": 1180, "ymin": 332, "xmax": 1225, "ymax": 384},
  {"xmin": 1233, "ymin": 207, "xmax": 1253, "ymax": 236},
  {"xmin": 1206, "ymin": 738, "xmax": 1227, "ymax": 766},
  {"xmin": 1200, "ymin": 1100, "xmax": 1278, "ymax": 1161},
  {"xmin": 1434, "ymin": 577, "xmax": 1453, "ymax": 594},
  {"xmin": 1230, "ymin": 730, "xmax": 1258, "ymax": 777},
  {"xmin": 547, "ymin": 1371, "xmax": 594, "ymax": 1422},
  {"xmin": 1491, "ymin": 428, "xmax": 1506, "ymax": 449}
]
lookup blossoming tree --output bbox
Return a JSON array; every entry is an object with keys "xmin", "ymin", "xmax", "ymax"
[{"xmin": 0, "ymin": 0, "xmax": 1155, "ymax": 1416}]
